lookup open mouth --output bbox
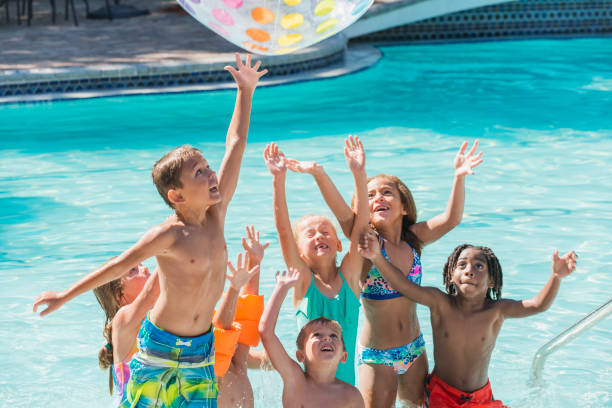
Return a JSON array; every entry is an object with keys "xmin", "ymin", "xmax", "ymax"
[
  {"xmin": 315, "ymin": 243, "xmax": 329, "ymax": 250},
  {"xmin": 320, "ymin": 344, "xmax": 334, "ymax": 352},
  {"xmin": 209, "ymin": 185, "xmax": 218, "ymax": 193},
  {"xmin": 374, "ymin": 205, "xmax": 389, "ymax": 213}
]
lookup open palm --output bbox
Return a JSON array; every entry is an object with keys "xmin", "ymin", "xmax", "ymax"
[
  {"xmin": 454, "ymin": 140, "xmax": 483, "ymax": 177},
  {"xmin": 344, "ymin": 134, "xmax": 365, "ymax": 172},
  {"xmin": 264, "ymin": 143, "xmax": 286, "ymax": 175}
]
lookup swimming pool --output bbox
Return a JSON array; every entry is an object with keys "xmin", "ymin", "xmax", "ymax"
[{"xmin": 1, "ymin": 38, "xmax": 611, "ymax": 407}]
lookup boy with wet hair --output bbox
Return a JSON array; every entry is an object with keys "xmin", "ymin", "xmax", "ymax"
[
  {"xmin": 259, "ymin": 268, "xmax": 365, "ymax": 408},
  {"xmin": 358, "ymin": 235, "xmax": 577, "ymax": 408},
  {"xmin": 33, "ymin": 53, "xmax": 267, "ymax": 407}
]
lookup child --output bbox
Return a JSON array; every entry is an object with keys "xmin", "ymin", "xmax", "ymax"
[
  {"xmin": 262, "ymin": 136, "xmax": 369, "ymax": 385},
  {"xmin": 94, "ymin": 263, "xmax": 159, "ymax": 403},
  {"xmin": 33, "ymin": 53, "xmax": 267, "ymax": 407},
  {"xmin": 259, "ymin": 268, "xmax": 365, "ymax": 408},
  {"xmin": 215, "ymin": 225, "xmax": 269, "ymax": 408},
  {"xmin": 288, "ymin": 140, "xmax": 483, "ymax": 406},
  {"xmin": 359, "ymin": 236, "xmax": 577, "ymax": 408}
]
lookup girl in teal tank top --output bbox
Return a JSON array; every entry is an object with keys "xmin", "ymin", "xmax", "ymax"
[
  {"xmin": 264, "ymin": 137, "xmax": 369, "ymax": 385},
  {"xmin": 296, "ymin": 269, "xmax": 360, "ymax": 384}
]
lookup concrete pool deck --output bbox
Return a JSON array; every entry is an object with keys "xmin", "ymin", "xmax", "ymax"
[{"xmin": 0, "ymin": 0, "xmax": 404, "ymax": 103}]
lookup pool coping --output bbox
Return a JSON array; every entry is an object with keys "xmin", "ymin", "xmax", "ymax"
[{"xmin": 0, "ymin": 34, "xmax": 383, "ymax": 105}]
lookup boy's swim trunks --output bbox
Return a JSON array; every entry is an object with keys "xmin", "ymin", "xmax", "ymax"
[
  {"xmin": 424, "ymin": 373, "xmax": 507, "ymax": 408},
  {"xmin": 119, "ymin": 316, "xmax": 218, "ymax": 407}
]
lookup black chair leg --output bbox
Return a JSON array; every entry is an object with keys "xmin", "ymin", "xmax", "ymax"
[
  {"xmin": 105, "ymin": 0, "xmax": 111, "ymax": 21},
  {"xmin": 69, "ymin": 0, "xmax": 77, "ymax": 25},
  {"xmin": 49, "ymin": 0, "xmax": 56, "ymax": 23}
]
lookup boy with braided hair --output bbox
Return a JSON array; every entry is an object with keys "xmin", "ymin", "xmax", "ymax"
[{"xmin": 358, "ymin": 236, "xmax": 577, "ymax": 408}]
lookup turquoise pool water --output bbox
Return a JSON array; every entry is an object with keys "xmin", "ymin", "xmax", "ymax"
[{"xmin": 1, "ymin": 38, "xmax": 611, "ymax": 407}]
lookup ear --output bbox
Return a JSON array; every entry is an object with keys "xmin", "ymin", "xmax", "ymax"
[
  {"xmin": 167, "ymin": 188, "xmax": 185, "ymax": 205},
  {"xmin": 340, "ymin": 350, "xmax": 347, "ymax": 364},
  {"xmin": 295, "ymin": 349, "xmax": 305, "ymax": 363}
]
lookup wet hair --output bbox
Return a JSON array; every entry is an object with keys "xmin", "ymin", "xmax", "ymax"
[
  {"xmin": 367, "ymin": 174, "xmax": 422, "ymax": 256},
  {"xmin": 296, "ymin": 317, "xmax": 345, "ymax": 351},
  {"xmin": 151, "ymin": 145, "xmax": 203, "ymax": 209},
  {"xmin": 93, "ymin": 275, "xmax": 124, "ymax": 395},
  {"xmin": 442, "ymin": 244, "xmax": 503, "ymax": 301},
  {"xmin": 292, "ymin": 214, "xmax": 339, "ymax": 246}
]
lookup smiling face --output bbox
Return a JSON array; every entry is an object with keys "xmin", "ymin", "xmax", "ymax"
[
  {"xmin": 367, "ymin": 176, "xmax": 407, "ymax": 228},
  {"xmin": 294, "ymin": 216, "xmax": 341, "ymax": 264},
  {"xmin": 175, "ymin": 154, "xmax": 220, "ymax": 207},
  {"xmin": 120, "ymin": 263, "xmax": 150, "ymax": 305},
  {"xmin": 451, "ymin": 248, "xmax": 494, "ymax": 299},
  {"xmin": 296, "ymin": 319, "xmax": 347, "ymax": 366}
]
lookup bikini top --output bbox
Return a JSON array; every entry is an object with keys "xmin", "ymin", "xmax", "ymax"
[{"xmin": 361, "ymin": 238, "xmax": 422, "ymax": 300}]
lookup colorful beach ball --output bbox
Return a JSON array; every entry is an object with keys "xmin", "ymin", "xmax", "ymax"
[{"xmin": 177, "ymin": 0, "xmax": 374, "ymax": 55}]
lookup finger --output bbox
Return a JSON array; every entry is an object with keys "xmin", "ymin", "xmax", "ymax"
[
  {"xmin": 244, "ymin": 252, "xmax": 250, "ymax": 267},
  {"xmin": 258, "ymin": 68, "xmax": 268, "ymax": 78},
  {"xmin": 235, "ymin": 53, "xmax": 243, "ymax": 69},
  {"xmin": 471, "ymin": 159, "xmax": 483, "ymax": 168},
  {"xmin": 344, "ymin": 146, "xmax": 350, "ymax": 159},
  {"xmin": 467, "ymin": 140, "xmax": 479, "ymax": 157},
  {"xmin": 227, "ymin": 260, "xmax": 236, "ymax": 274},
  {"xmin": 262, "ymin": 242, "xmax": 270, "ymax": 250},
  {"xmin": 224, "ymin": 66, "xmax": 238, "ymax": 82},
  {"xmin": 553, "ymin": 250, "xmax": 560, "ymax": 261},
  {"xmin": 241, "ymin": 237, "xmax": 248, "ymax": 251},
  {"xmin": 457, "ymin": 141, "xmax": 468, "ymax": 156},
  {"xmin": 246, "ymin": 54, "xmax": 252, "ymax": 68},
  {"xmin": 236, "ymin": 253, "xmax": 243, "ymax": 269},
  {"xmin": 255, "ymin": 229, "xmax": 260, "ymax": 241},
  {"xmin": 253, "ymin": 60, "xmax": 261, "ymax": 71},
  {"xmin": 357, "ymin": 136, "xmax": 364, "ymax": 152},
  {"xmin": 249, "ymin": 265, "xmax": 260, "ymax": 276},
  {"xmin": 40, "ymin": 307, "xmax": 51, "ymax": 317}
]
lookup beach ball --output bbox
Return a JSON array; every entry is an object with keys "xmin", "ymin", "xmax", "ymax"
[{"xmin": 176, "ymin": 0, "xmax": 374, "ymax": 55}]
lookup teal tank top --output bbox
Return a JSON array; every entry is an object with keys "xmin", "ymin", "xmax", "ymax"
[{"xmin": 296, "ymin": 270, "xmax": 361, "ymax": 385}]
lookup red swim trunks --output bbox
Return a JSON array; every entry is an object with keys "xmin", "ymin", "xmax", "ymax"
[{"xmin": 424, "ymin": 374, "xmax": 507, "ymax": 407}]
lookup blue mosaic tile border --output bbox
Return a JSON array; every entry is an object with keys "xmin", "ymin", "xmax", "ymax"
[
  {"xmin": 353, "ymin": 0, "xmax": 612, "ymax": 43},
  {"xmin": 0, "ymin": 50, "xmax": 344, "ymax": 98}
]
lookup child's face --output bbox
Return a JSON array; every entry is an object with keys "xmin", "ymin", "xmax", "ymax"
[
  {"xmin": 295, "ymin": 217, "xmax": 341, "ymax": 264},
  {"xmin": 451, "ymin": 248, "xmax": 494, "ymax": 298},
  {"xmin": 367, "ymin": 177, "xmax": 406, "ymax": 226},
  {"xmin": 175, "ymin": 154, "xmax": 220, "ymax": 207},
  {"xmin": 298, "ymin": 323, "xmax": 347, "ymax": 366},
  {"xmin": 120, "ymin": 264, "xmax": 150, "ymax": 305}
]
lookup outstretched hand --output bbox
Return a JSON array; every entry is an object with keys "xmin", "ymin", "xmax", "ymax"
[
  {"xmin": 227, "ymin": 252, "xmax": 260, "ymax": 291},
  {"xmin": 454, "ymin": 140, "xmax": 483, "ymax": 177},
  {"xmin": 552, "ymin": 250, "xmax": 577, "ymax": 279},
  {"xmin": 275, "ymin": 268, "xmax": 301, "ymax": 288},
  {"xmin": 344, "ymin": 135, "xmax": 365, "ymax": 172},
  {"xmin": 285, "ymin": 158, "xmax": 323, "ymax": 176},
  {"xmin": 263, "ymin": 143, "xmax": 287, "ymax": 176},
  {"xmin": 33, "ymin": 291, "xmax": 66, "ymax": 317},
  {"xmin": 358, "ymin": 229, "xmax": 382, "ymax": 261},
  {"xmin": 241, "ymin": 225, "xmax": 270, "ymax": 264},
  {"xmin": 224, "ymin": 53, "xmax": 268, "ymax": 92}
]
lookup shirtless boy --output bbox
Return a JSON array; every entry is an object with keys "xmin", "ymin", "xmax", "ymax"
[
  {"xmin": 358, "ymin": 234, "xmax": 577, "ymax": 408},
  {"xmin": 33, "ymin": 54, "xmax": 267, "ymax": 407},
  {"xmin": 259, "ymin": 268, "xmax": 365, "ymax": 408}
]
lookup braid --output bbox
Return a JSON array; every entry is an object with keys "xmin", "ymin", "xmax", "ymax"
[
  {"xmin": 443, "ymin": 244, "xmax": 473, "ymax": 295},
  {"xmin": 442, "ymin": 244, "xmax": 503, "ymax": 300}
]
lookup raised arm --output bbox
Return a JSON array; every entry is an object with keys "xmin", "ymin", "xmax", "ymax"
[
  {"xmin": 264, "ymin": 143, "xmax": 311, "ymax": 304},
  {"xmin": 340, "ymin": 136, "xmax": 369, "ymax": 295},
  {"xmin": 358, "ymin": 230, "xmax": 445, "ymax": 309},
  {"xmin": 215, "ymin": 54, "xmax": 268, "ymax": 216},
  {"xmin": 502, "ymin": 250, "xmax": 577, "ymax": 318},
  {"xmin": 258, "ymin": 269, "xmax": 305, "ymax": 386},
  {"xmin": 213, "ymin": 252, "xmax": 260, "ymax": 330},
  {"xmin": 411, "ymin": 140, "xmax": 483, "ymax": 246},
  {"xmin": 113, "ymin": 269, "xmax": 160, "ymax": 361},
  {"xmin": 285, "ymin": 159, "xmax": 354, "ymax": 238},
  {"xmin": 240, "ymin": 225, "xmax": 269, "ymax": 296},
  {"xmin": 33, "ymin": 224, "xmax": 176, "ymax": 316}
]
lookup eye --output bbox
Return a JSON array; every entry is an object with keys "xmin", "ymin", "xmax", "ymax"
[
  {"xmin": 383, "ymin": 189, "xmax": 392, "ymax": 195},
  {"xmin": 195, "ymin": 169, "xmax": 202, "ymax": 176},
  {"xmin": 476, "ymin": 263, "xmax": 484, "ymax": 269},
  {"xmin": 330, "ymin": 333, "xmax": 338, "ymax": 338},
  {"xmin": 368, "ymin": 192, "xmax": 375, "ymax": 198}
]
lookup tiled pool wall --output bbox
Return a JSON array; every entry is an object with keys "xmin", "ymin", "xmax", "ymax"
[
  {"xmin": 0, "ymin": 49, "xmax": 345, "ymax": 98},
  {"xmin": 353, "ymin": 0, "xmax": 612, "ymax": 44}
]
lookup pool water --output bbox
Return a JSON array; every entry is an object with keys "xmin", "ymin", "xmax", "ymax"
[{"xmin": 1, "ymin": 38, "xmax": 611, "ymax": 407}]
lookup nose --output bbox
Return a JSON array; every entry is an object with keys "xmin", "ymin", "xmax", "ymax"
[{"xmin": 463, "ymin": 265, "xmax": 474, "ymax": 277}]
